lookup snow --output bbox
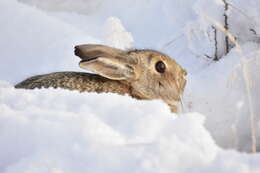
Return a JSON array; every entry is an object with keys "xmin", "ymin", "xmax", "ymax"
[
  {"xmin": 104, "ymin": 17, "xmax": 134, "ymax": 49},
  {"xmin": 0, "ymin": 0, "xmax": 99, "ymax": 83},
  {"xmin": 1, "ymin": 0, "xmax": 260, "ymax": 172},
  {"xmin": 1, "ymin": 81, "xmax": 260, "ymax": 172}
]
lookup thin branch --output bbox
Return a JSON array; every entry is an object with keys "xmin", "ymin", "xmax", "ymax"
[
  {"xmin": 223, "ymin": 0, "xmax": 230, "ymax": 54},
  {"xmin": 212, "ymin": 26, "xmax": 218, "ymax": 60}
]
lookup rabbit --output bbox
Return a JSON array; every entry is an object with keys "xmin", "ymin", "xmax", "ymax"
[{"xmin": 15, "ymin": 44, "xmax": 187, "ymax": 112}]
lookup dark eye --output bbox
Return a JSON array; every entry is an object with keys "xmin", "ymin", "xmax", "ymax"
[{"xmin": 155, "ymin": 61, "xmax": 166, "ymax": 73}]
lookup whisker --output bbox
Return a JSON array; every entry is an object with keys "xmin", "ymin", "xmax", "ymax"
[
  {"xmin": 179, "ymin": 95, "xmax": 185, "ymax": 114},
  {"xmin": 172, "ymin": 78, "xmax": 186, "ymax": 114}
]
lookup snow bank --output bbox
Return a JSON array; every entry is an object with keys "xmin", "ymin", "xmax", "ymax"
[
  {"xmin": 181, "ymin": 0, "xmax": 260, "ymax": 151},
  {"xmin": 1, "ymin": 81, "xmax": 260, "ymax": 173},
  {"xmin": 184, "ymin": 43, "xmax": 260, "ymax": 151}
]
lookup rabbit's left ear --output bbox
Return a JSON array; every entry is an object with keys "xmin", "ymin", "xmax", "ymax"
[{"xmin": 75, "ymin": 44, "xmax": 137, "ymax": 80}]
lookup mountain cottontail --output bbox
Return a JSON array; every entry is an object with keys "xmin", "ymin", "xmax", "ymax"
[{"xmin": 15, "ymin": 44, "xmax": 187, "ymax": 112}]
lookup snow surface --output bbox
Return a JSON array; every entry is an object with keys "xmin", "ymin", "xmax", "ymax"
[
  {"xmin": 1, "ymin": 81, "xmax": 260, "ymax": 173},
  {"xmin": 1, "ymin": 0, "xmax": 260, "ymax": 172}
]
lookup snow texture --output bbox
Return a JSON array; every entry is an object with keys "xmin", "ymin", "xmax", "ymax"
[
  {"xmin": 1, "ymin": 0, "xmax": 260, "ymax": 172},
  {"xmin": 104, "ymin": 17, "xmax": 134, "ymax": 49}
]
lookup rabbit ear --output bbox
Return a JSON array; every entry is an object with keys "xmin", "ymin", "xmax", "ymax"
[
  {"xmin": 75, "ymin": 44, "xmax": 136, "ymax": 80},
  {"xmin": 79, "ymin": 56, "xmax": 136, "ymax": 80},
  {"xmin": 74, "ymin": 44, "xmax": 124, "ymax": 60}
]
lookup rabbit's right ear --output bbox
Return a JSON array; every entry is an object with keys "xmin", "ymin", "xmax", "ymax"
[{"xmin": 75, "ymin": 44, "xmax": 137, "ymax": 80}]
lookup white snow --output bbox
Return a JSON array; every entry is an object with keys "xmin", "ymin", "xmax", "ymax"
[
  {"xmin": 1, "ymin": 0, "xmax": 260, "ymax": 172},
  {"xmin": 103, "ymin": 17, "xmax": 134, "ymax": 49},
  {"xmin": 2, "ymin": 81, "xmax": 260, "ymax": 173}
]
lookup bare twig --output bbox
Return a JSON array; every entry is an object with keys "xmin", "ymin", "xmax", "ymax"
[
  {"xmin": 204, "ymin": 15, "xmax": 239, "ymax": 49},
  {"xmin": 212, "ymin": 26, "xmax": 218, "ymax": 60},
  {"xmin": 222, "ymin": 0, "xmax": 230, "ymax": 54}
]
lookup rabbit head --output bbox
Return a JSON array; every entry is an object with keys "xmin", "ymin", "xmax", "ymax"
[{"xmin": 75, "ymin": 44, "xmax": 187, "ymax": 110}]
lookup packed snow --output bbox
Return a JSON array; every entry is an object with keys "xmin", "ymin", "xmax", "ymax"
[{"xmin": 1, "ymin": 0, "xmax": 260, "ymax": 172}]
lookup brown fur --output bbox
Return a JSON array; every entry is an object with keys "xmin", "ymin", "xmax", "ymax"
[{"xmin": 15, "ymin": 44, "xmax": 187, "ymax": 112}]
